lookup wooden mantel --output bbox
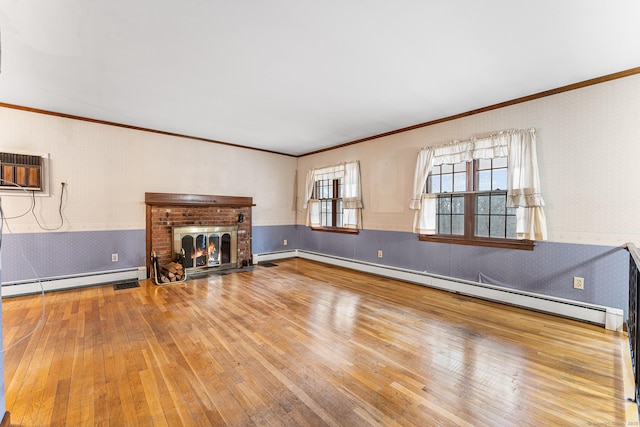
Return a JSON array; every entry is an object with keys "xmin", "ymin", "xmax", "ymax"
[{"xmin": 145, "ymin": 192, "xmax": 254, "ymax": 207}]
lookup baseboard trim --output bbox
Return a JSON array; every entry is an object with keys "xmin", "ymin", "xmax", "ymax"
[
  {"xmin": 291, "ymin": 249, "xmax": 623, "ymax": 331},
  {"xmin": 1, "ymin": 266, "xmax": 147, "ymax": 298},
  {"xmin": 252, "ymin": 250, "xmax": 297, "ymax": 264}
]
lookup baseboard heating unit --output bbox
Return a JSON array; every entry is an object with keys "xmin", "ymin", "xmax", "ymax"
[
  {"xmin": 253, "ymin": 249, "xmax": 623, "ymax": 332},
  {"xmin": 1, "ymin": 267, "xmax": 147, "ymax": 297}
]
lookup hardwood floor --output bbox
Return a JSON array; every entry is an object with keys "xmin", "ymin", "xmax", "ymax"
[{"xmin": 2, "ymin": 258, "xmax": 637, "ymax": 426}]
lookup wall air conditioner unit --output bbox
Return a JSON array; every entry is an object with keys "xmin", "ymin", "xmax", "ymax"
[{"xmin": 0, "ymin": 152, "xmax": 44, "ymax": 191}]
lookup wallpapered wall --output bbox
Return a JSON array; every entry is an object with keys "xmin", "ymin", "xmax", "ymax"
[
  {"xmin": 0, "ymin": 106, "xmax": 297, "ymax": 284},
  {"xmin": 291, "ymin": 74, "xmax": 640, "ymax": 314},
  {"xmin": 0, "ymin": 107, "xmax": 298, "ymax": 235},
  {"xmin": 296, "ymin": 73, "xmax": 640, "ymax": 247}
]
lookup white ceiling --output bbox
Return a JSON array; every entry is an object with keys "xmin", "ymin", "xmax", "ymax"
[{"xmin": 0, "ymin": 1, "xmax": 639, "ymax": 156}]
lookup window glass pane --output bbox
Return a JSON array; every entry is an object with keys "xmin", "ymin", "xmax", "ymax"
[
  {"xmin": 492, "ymin": 169, "xmax": 507, "ymax": 191},
  {"xmin": 430, "ymin": 175, "xmax": 441, "ymax": 193},
  {"xmin": 490, "ymin": 193, "xmax": 506, "ymax": 214},
  {"xmin": 478, "ymin": 159, "xmax": 492, "ymax": 170},
  {"xmin": 321, "ymin": 200, "xmax": 331, "ymax": 226},
  {"xmin": 452, "ymin": 215, "xmax": 464, "ymax": 235},
  {"xmin": 493, "ymin": 157, "xmax": 508, "ymax": 168},
  {"xmin": 452, "ymin": 195, "xmax": 464, "ymax": 214},
  {"xmin": 441, "ymin": 174, "xmax": 453, "ymax": 192},
  {"xmin": 453, "ymin": 162, "xmax": 466, "ymax": 172},
  {"xmin": 453, "ymin": 172, "xmax": 466, "ymax": 192},
  {"xmin": 476, "ymin": 194, "xmax": 489, "ymax": 214},
  {"xmin": 438, "ymin": 196, "xmax": 451, "ymax": 214},
  {"xmin": 438, "ymin": 215, "xmax": 451, "ymax": 234},
  {"xmin": 475, "ymin": 215, "xmax": 489, "ymax": 237},
  {"xmin": 336, "ymin": 180, "xmax": 343, "ymax": 198},
  {"xmin": 321, "ymin": 180, "xmax": 329, "ymax": 198},
  {"xmin": 427, "ymin": 157, "xmax": 518, "ymax": 241},
  {"xmin": 478, "ymin": 170, "xmax": 492, "ymax": 191},
  {"xmin": 506, "ymin": 216, "xmax": 517, "ymax": 239},
  {"xmin": 490, "ymin": 216, "xmax": 506, "ymax": 238}
]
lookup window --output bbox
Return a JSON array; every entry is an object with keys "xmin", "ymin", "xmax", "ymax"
[
  {"xmin": 411, "ymin": 128, "xmax": 546, "ymax": 250},
  {"xmin": 303, "ymin": 161, "xmax": 362, "ymax": 233},
  {"xmin": 314, "ymin": 178, "xmax": 344, "ymax": 228},
  {"xmin": 426, "ymin": 158, "xmax": 520, "ymax": 245}
]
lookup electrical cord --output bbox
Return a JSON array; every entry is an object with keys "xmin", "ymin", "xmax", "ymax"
[
  {"xmin": 0, "ymin": 182, "xmax": 65, "ymax": 230},
  {"xmin": 30, "ymin": 182, "xmax": 65, "ymax": 231},
  {"xmin": 0, "ymin": 179, "xmax": 65, "ymax": 353},
  {"xmin": 0, "ymin": 188, "xmax": 32, "ymax": 220},
  {"xmin": 0, "ymin": 198, "xmax": 46, "ymax": 353}
]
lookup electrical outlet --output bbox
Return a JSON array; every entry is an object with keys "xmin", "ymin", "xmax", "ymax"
[
  {"xmin": 283, "ymin": 239, "xmax": 288, "ymax": 246},
  {"xmin": 573, "ymin": 277, "xmax": 584, "ymax": 290},
  {"xmin": 112, "ymin": 253, "xmax": 118, "ymax": 262},
  {"xmin": 377, "ymin": 250, "xmax": 383, "ymax": 258}
]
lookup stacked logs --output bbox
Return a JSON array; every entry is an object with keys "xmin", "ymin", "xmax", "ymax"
[{"xmin": 158, "ymin": 262, "xmax": 185, "ymax": 283}]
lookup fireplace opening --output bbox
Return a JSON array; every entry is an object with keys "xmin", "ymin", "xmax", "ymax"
[{"xmin": 173, "ymin": 225, "xmax": 238, "ymax": 272}]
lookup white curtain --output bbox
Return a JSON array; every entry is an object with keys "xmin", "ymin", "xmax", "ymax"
[
  {"xmin": 303, "ymin": 160, "xmax": 363, "ymax": 229},
  {"xmin": 343, "ymin": 160, "xmax": 363, "ymax": 228},
  {"xmin": 303, "ymin": 169, "xmax": 320, "ymax": 227},
  {"xmin": 410, "ymin": 148, "xmax": 435, "ymax": 233},
  {"xmin": 410, "ymin": 128, "xmax": 547, "ymax": 240},
  {"xmin": 506, "ymin": 129, "xmax": 547, "ymax": 240}
]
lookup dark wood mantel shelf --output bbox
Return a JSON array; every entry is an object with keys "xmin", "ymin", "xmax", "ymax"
[{"xmin": 145, "ymin": 192, "xmax": 254, "ymax": 207}]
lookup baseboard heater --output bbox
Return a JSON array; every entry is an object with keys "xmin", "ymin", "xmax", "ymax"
[
  {"xmin": 1, "ymin": 267, "xmax": 147, "ymax": 298},
  {"xmin": 253, "ymin": 249, "xmax": 623, "ymax": 332}
]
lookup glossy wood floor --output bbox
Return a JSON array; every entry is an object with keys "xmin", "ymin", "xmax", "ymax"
[{"xmin": 3, "ymin": 258, "xmax": 637, "ymax": 426}]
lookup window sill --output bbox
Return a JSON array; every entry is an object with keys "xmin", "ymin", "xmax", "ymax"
[
  {"xmin": 418, "ymin": 234, "xmax": 534, "ymax": 250},
  {"xmin": 310, "ymin": 226, "xmax": 360, "ymax": 235}
]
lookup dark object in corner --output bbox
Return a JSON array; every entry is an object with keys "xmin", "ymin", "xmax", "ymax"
[{"xmin": 259, "ymin": 262, "xmax": 278, "ymax": 268}]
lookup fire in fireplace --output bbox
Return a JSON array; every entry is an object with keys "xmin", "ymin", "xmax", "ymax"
[{"xmin": 172, "ymin": 225, "xmax": 238, "ymax": 272}]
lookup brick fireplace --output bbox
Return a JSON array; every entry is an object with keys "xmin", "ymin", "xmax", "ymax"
[{"xmin": 145, "ymin": 192, "xmax": 253, "ymax": 277}]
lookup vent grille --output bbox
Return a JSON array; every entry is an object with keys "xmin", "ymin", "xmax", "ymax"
[
  {"xmin": 113, "ymin": 281, "xmax": 140, "ymax": 291},
  {"xmin": 0, "ymin": 152, "xmax": 43, "ymax": 190}
]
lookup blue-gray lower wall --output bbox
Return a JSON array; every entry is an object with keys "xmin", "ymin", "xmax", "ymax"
[
  {"xmin": 251, "ymin": 224, "xmax": 299, "ymax": 254},
  {"xmin": 2, "ymin": 230, "xmax": 146, "ymax": 283},
  {"xmin": 253, "ymin": 225, "xmax": 629, "ymax": 315},
  {"xmin": 2, "ymin": 226, "xmax": 629, "ymax": 318},
  {"xmin": 302, "ymin": 227, "xmax": 630, "ymax": 313}
]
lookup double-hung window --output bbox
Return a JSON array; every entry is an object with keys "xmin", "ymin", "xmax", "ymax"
[
  {"xmin": 426, "ymin": 158, "xmax": 520, "ymax": 246},
  {"xmin": 410, "ymin": 128, "xmax": 547, "ymax": 250},
  {"xmin": 303, "ymin": 160, "xmax": 363, "ymax": 233},
  {"xmin": 314, "ymin": 177, "xmax": 344, "ymax": 228}
]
